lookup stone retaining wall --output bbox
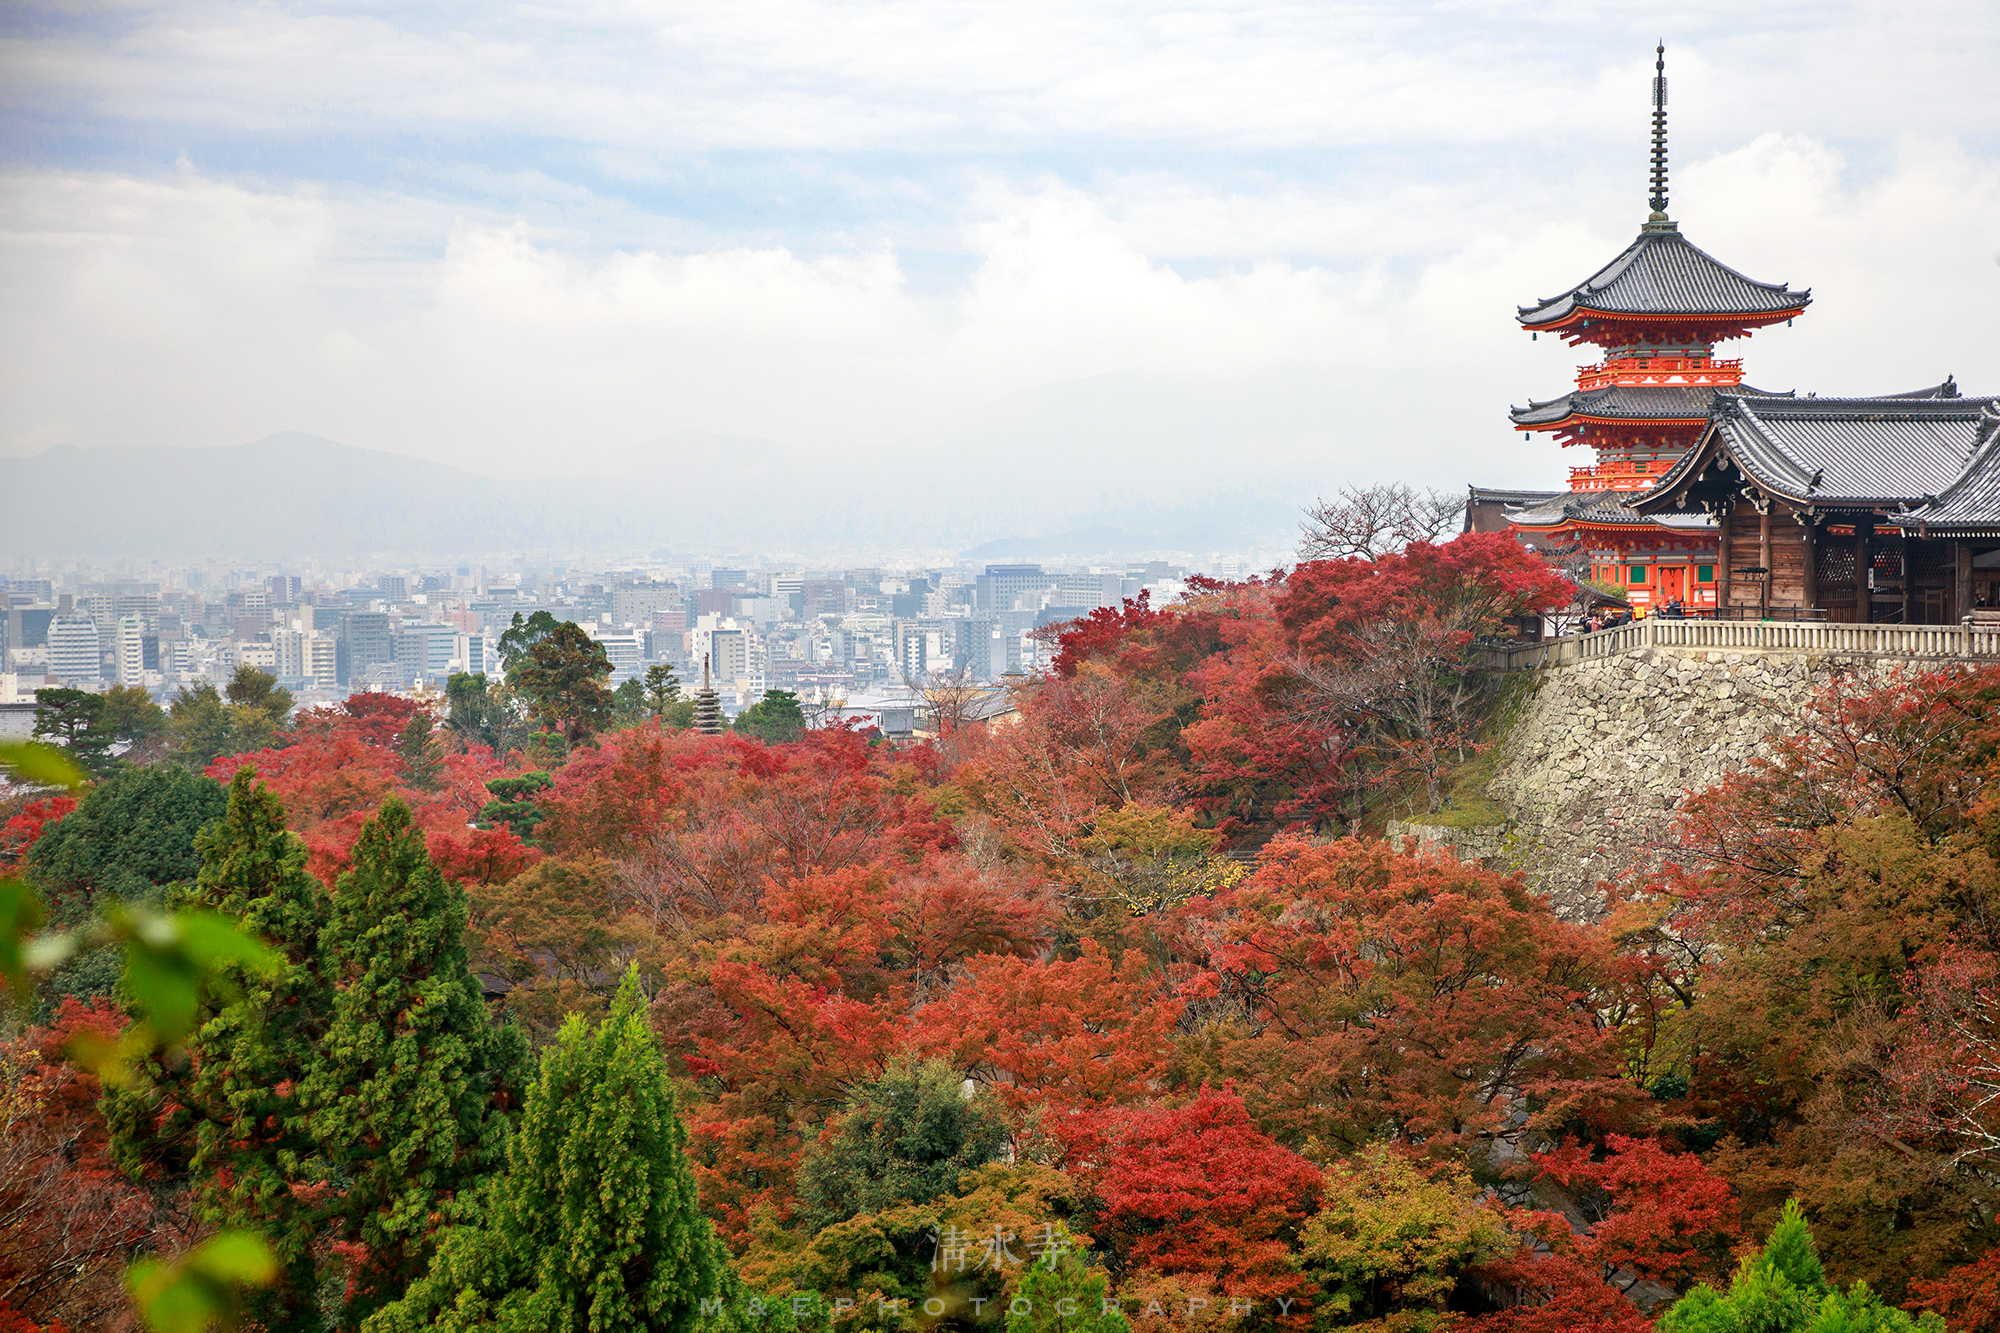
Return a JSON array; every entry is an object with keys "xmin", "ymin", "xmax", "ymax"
[
  {"xmin": 1405, "ymin": 648, "xmax": 1932, "ymax": 920},
  {"xmin": 1384, "ymin": 819, "xmax": 1511, "ymax": 870}
]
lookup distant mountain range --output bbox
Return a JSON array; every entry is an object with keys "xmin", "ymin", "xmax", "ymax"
[{"xmin": 2, "ymin": 431, "xmax": 1310, "ymax": 562}]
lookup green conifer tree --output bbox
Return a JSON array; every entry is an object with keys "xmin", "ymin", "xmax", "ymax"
[
  {"xmin": 1006, "ymin": 1233, "xmax": 1129, "ymax": 1333},
  {"xmin": 1657, "ymin": 1200, "xmax": 1948, "ymax": 1333},
  {"xmin": 1757, "ymin": 1199, "xmax": 1828, "ymax": 1295},
  {"xmin": 101, "ymin": 767, "xmax": 335, "ymax": 1327},
  {"xmin": 182, "ymin": 766, "xmax": 335, "ymax": 1332},
  {"xmin": 303, "ymin": 796, "xmax": 527, "ymax": 1327},
  {"xmin": 397, "ymin": 712, "xmax": 446, "ymax": 792},
  {"xmin": 364, "ymin": 969, "xmax": 724, "ymax": 1333}
]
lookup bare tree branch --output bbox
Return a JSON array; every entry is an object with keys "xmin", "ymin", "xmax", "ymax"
[{"xmin": 1300, "ymin": 483, "xmax": 1469, "ymax": 561}]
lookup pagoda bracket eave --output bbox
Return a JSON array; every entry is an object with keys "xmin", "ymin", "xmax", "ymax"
[
  {"xmin": 1512, "ymin": 417, "xmax": 1710, "ymax": 433},
  {"xmin": 1520, "ymin": 307, "xmax": 1810, "ymax": 347}
]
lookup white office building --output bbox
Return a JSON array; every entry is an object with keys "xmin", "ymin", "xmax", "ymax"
[
  {"xmin": 48, "ymin": 616, "xmax": 101, "ymax": 682},
  {"xmin": 588, "ymin": 625, "xmax": 645, "ymax": 684},
  {"xmin": 690, "ymin": 617, "xmax": 751, "ymax": 685},
  {"xmin": 115, "ymin": 615, "xmax": 145, "ymax": 686},
  {"xmin": 273, "ymin": 628, "xmax": 306, "ymax": 681},
  {"xmin": 452, "ymin": 632, "xmax": 491, "ymax": 677},
  {"xmin": 395, "ymin": 622, "xmax": 456, "ymax": 679},
  {"xmin": 304, "ymin": 634, "xmax": 338, "ymax": 689}
]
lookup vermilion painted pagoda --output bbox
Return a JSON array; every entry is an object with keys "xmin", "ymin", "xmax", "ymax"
[{"xmin": 1500, "ymin": 46, "xmax": 1811, "ymax": 612}]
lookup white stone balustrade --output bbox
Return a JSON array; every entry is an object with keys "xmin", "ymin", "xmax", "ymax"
[{"xmin": 1482, "ymin": 618, "xmax": 2000, "ymax": 672}]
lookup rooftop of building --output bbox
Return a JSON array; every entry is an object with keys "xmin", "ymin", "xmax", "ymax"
[
  {"xmin": 1631, "ymin": 379, "xmax": 2000, "ymax": 526},
  {"xmin": 1510, "ymin": 382, "xmax": 1792, "ymax": 429},
  {"xmin": 1517, "ymin": 223, "xmax": 1810, "ymax": 331}
]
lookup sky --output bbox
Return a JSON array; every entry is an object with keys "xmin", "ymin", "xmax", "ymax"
[{"xmin": 2, "ymin": 1, "xmax": 1997, "ymax": 541}]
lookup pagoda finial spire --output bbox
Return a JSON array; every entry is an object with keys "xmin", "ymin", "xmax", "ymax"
[{"xmin": 1647, "ymin": 42, "xmax": 1670, "ymax": 221}]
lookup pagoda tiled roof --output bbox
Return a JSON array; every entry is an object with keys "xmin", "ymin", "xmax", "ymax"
[
  {"xmin": 1503, "ymin": 489, "xmax": 1717, "ymax": 532},
  {"xmin": 1517, "ymin": 223, "xmax": 1809, "ymax": 329},
  {"xmin": 1633, "ymin": 380, "xmax": 2000, "ymax": 520},
  {"xmin": 1509, "ymin": 383, "xmax": 1790, "ymax": 428}
]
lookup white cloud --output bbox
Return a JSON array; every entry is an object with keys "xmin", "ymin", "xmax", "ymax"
[
  {"xmin": 0, "ymin": 0, "xmax": 1996, "ymax": 548},
  {"xmin": 4, "ymin": 127, "xmax": 1992, "ymax": 521},
  {"xmin": 6, "ymin": 1, "xmax": 1995, "ymax": 156}
]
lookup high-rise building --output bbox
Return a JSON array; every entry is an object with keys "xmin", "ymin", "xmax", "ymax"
[
  {"xmin": 453, "ymin": 633, "xmax": 490, "ymax": 676},
  {"xmin": 273, "ymin": 628, "xmax": 306, "ymax": 681},
  {"xmin": 113, "ymin": 593, "xmax": 160, "ymax": 632},
  {"xmin": 3, "ymin": 605, "xmax": 55, "ymax": 664},
  {"xmin": 802, "ymin": 579, "xmax": 847, "ymax": 617},
  {"xmin": 611, "ymin": 582, "xmax": 682, "ymax": 627},
  {"xmin": 694, "ymin": 588, "xmax": 739, "ymax": 618},
  {"xmin": 48, "ymin": 616, "xmax": 102, "ymax": 682},
  {"xmin": 304, "ymin": 635, "xmax": 338, "ymax": 689},
  {"xmin": 960, "ymin": 616, "xmax": 1000, "ymax": 680},
  {"xmin": 395, "ymin": 623, "xmax": 455, "ymax": 679},
  {"xmin": 337, "ymin": 611, "xmax": 395, "ymax": 685},
  {"xmin": 115, "ymin": 615, "xmax": 145, "ymax": 686},
  {"xmin": 976, "ymin": 565, "xmax": 1055, "ymax": 613},
  {"xmin": 589, "ymin": 626, "xmax": 645, "ymax": 683},
  {"xmin": 896, "ymin": 619, "xmax": 962, "ymax": 681},
  {"xmin": 691, "ymin": 618, "xmax": 751, "ymax": 684}
]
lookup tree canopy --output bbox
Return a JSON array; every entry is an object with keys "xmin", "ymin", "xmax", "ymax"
[
  {"xmin": 8, "ymin": 531, "xmax": 1996, "ymax": 1333},
  {"xmin": 511, "ymin": 622, "xmax": 614, "ymax": 746}
]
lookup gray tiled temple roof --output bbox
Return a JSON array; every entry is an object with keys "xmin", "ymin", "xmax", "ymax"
[
  {"xmin": 1502, "ymin": 490, "xmax": 1716, "ymax": 532},
  {"xmin": 1893, "ymin": 402, "xmax": 2000, "ymax": 534},
  {"xmin": 1468, "ymin": 486, "xmax": 1566, "ymax": 507},
  {"xmin": 1509, "ymin": 383, "xmax": 1790, "ymax": 428},
  {"xmin": 1634, "ymin": 386, "xmax": 2000, "ymax": 521},
  {"xmin": 1518, "ymin": 225, "xmax": 1810, "ymax": 328}
]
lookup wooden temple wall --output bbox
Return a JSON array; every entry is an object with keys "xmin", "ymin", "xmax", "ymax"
[
  {"xmin": 1718, "ymin": 500, "xmax": 1976, "ymax": 624},
  {"xmin": 1718, "ymin": 502, "xmax": 1812, "ymax": 614}
]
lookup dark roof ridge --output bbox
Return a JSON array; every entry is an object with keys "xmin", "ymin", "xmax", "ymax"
[
  {"xmin": 1879, "ymin": 375, "xmax": 1959, "ymax": 399},
  {"xmin": 1712, "ymin": 387, "xmax": 1997, "ymax": 417}
]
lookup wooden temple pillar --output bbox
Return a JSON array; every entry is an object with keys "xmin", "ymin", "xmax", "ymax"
[
  {"xmin": 1801, "ymin": 516, "xmax": 1818, "ymax": 611},
  {"xmin": 1758, "ymin": 506, "xmax": 1772, "ymax": 616},
  {"xmin": 1901, "ymin": 529, "xmax": 1913, "ymax": 624},
  {"xmin": 1958, "ymin": 542, "xmax": 1974, "ymax": 620},
  {"xmin": 1854, "ymin": 517, "xmax": 1874, "ymax": 623},
  {"xmin": 1717, "ymin": 508, "xmax": 1732, "ymax": 614}
]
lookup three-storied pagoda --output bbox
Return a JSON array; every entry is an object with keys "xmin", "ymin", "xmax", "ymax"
[
  {"xmin": 1499, "ymin": 46, "xmax": 1810, "ymax": 611},
  {"xmin": 1477, "ymin": 47, "xmax": 1999, "ymax": 624}
]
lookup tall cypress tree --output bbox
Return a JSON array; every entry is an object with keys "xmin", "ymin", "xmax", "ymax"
[
  {"xmin": 303, "ymin": 796, "xmax": 528, "ymax": 1327},
  {"xmin": 182, "ymin": 766, "xmax": 335, "ymax": 1333},
  {"xmin": 364, "ymin": 969, "xmax": 724, "ymax": 1333}
]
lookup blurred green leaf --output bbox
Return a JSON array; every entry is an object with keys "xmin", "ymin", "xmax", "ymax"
[
  {"xmin": 63, "ymin": 1022, "xmax": 156, "ymax": 1089},
  {"xmin": 127, "ymin": 1231, "xmax": 278, "ymax": 1333},
  {"xmin": 21, "ymin": 930, "xmax": 77, "ymax": 972},
  {"xmin": 0, "ymin": 877, "xmax": 45, "ymax": 1001},
  {"xmin": 0, "ymin": 739, "xmax": 88, "ymax": 790},
  {"xmin": 102, "ymin": 907, "xmax": 281, "ymax": 1046}
]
